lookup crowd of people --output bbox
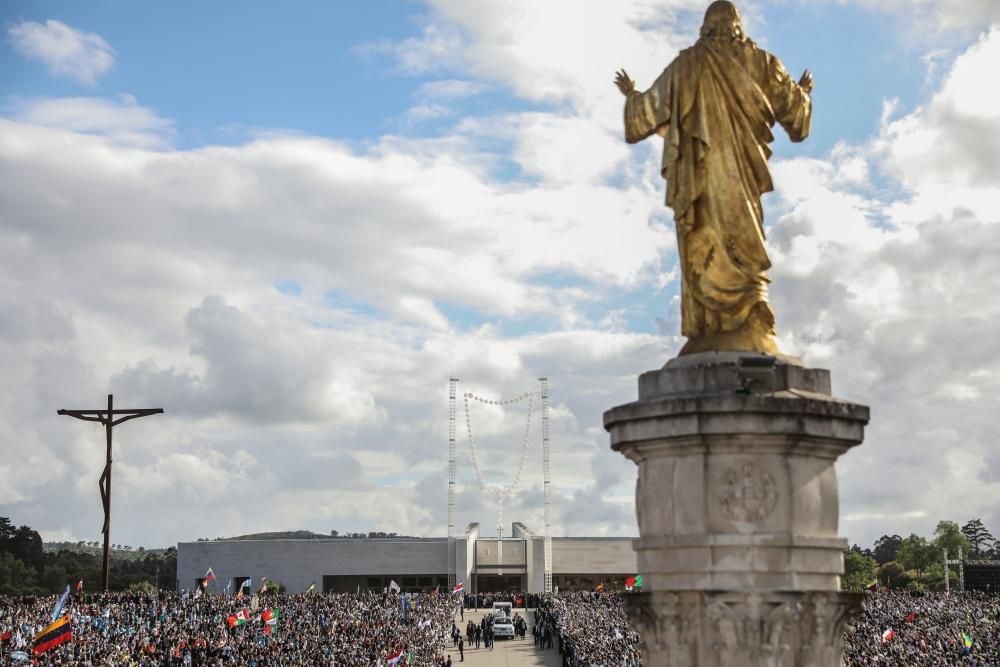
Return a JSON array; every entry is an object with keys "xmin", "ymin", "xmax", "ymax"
[
  {"xmin": 0, "ymin": 590, "xmax": 457, "ymax": 666},
  {"xmin": 9, "ymin": 586, "xmax": 1000, "ymax": 665},
  {"xmin": 537, "ymin": 592, "xmax": 641, "ymax": 667},
  {"xmin": 844, "ymin": 591, "xmax": 1000, "ymax": 665}
]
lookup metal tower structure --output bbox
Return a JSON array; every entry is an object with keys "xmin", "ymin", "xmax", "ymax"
[
  {"xmin": 450, "ymin": 377, "xmax": 552, "ymax": 592},
  {"xmin": 448, "ymin": 378, "xmax": 458, "ymax": 590},
  {"xmin": 540, "ymin": 377, "xmax": 553, "ymax": 593}
]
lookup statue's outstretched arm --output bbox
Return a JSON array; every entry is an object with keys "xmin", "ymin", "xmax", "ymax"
[{"xmin": 619, "ymin": 67, "xmax": 672, "ymax": 144}]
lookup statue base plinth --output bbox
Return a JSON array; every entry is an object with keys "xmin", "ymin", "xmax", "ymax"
[
  {"xmin": 624, "ymin": 590, "xmax": 864, "ymax": 667},
  {"xmin": 604, "ymin": 352, "xmax": 869, "ymax": 666}
]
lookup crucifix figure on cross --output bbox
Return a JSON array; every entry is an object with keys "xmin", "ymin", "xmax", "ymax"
[{"xmin": 58, "ymin": 394, "xmax": 163, "ymax": 591}]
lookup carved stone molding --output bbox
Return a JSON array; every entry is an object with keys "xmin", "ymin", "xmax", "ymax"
[
  {"xmin": 624, "ymin": 590, "xmax": 863, "ymax": 667},
  {"xmin": 719, "ymin": 462, "xmax": 777, "ymax": 522}
]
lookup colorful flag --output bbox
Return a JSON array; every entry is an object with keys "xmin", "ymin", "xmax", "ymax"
[
  {"xmin": 905, "ymin": 612, "xmax": 917, "ymax": 623},
  {"xmin": 625, "ymin": 576, "xmax": 636, "ymax": 591},
  {"xmin": 226, "ymin": 609, "xmax": 250, "ymax": 627},
  {"xmin": 261, "ymin": 608, "xmax": 279, "ymax": 634},
  {"xmin": 204, "ymin": 568, "xmax": 216, "ymax": 583},
  {"xmin": 32, "ymin": 616, "xmax": 71, "ymax": 656},
  {"xmin": 50, "ymin": 584, "xmax": 70, "ymax": 621},
  {"xmin": 307, "ymin": 582, "xmax": 316, "ymax": 593},
  {"xmin": 389, "ymin": 580, "xmax": 401, "ymax": 593},
  {"xmin": 386, "ymin": 648, "xmax": 405, "ymax": 665},
  {"xmin": 881, "ymin": 627, "xmax": 894, "ymax": 644},
  {"xmin": 866, "ymin": 579, "xmax": 879, "ymax": 593},
  {"xmin": 595, "ymin": 582, "xmax": 604, "ymax": 592},
  {"xmin": 75, "ymin": 579, "xmax": 83, "ymax": 592},
  {"xmin": 452, "ymin": 582, "xmax": 463, "ymax": 594},
  {"xmin": 962, "ymin": 632, "xmax": 973, "ymax": 651}
]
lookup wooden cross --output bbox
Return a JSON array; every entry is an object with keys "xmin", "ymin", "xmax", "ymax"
[{"xmin": 58, "ymin": 394, "xmax": 163, "ymax": 591}]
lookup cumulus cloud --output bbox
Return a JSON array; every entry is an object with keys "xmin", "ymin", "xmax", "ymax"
[
  {"xmin": 7, "ymin": 94, "xmax": 175, "ymax": 148},
  {"xmin": 764, "ymin": 26, "xmax": 1000, "ymax": 546},
  {"xmin": 0, "ymin": 87, "xmax": 668, "ymax": 544},
  {"xmin": 8, "ymin": 19, "xmax": 116, "ymax": 85},
  {"xmin": 842, "ymin": 0, "xmax": 1000, "ymax": 36},
  {"xmin": 3, "ymin": 2, "xmax": 999, "ymax": 552}
]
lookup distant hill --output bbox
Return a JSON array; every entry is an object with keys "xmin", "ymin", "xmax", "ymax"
[
  {"xmin": 217, "ymin": 530, "xmax": 335, "ymax": 541},
  {"xmin": 209, "ymin": 530, "xmax": 415, "ymax": 541},
  {"xmin": 43, "ymin": 541, "xmax": 173, "ymax": 561}
]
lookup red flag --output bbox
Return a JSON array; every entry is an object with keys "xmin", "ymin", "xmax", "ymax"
[
  {"xmin": 76, "ymin": 579, "xmax": 83, "ymax": 592},
  {"xmin": 226, "ymin": 609, "xmax": 250, "ymax": 627},
  {"xmin": 905, "ymin": 612, "xmax": 917, "ymax": 623}
]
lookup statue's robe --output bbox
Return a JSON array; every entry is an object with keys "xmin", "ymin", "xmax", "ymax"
[{"xmin": 624, "ymin": 37, "xmax": 810, "ymax": 348}]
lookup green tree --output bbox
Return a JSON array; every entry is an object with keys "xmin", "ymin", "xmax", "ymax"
[
  {"xmin": 897, "ymin": 534, "xmax": 935, "ymax": 575},
  {"xmin": 843, "ymin": 549, "xmax": 878, "ymax": 590},
  {"xmin": 961, "ymin": 519, "xmax": 994, "ymax": 556},
  {"xmin": 872, "ymin": 535, "xmax": 902, "ymax": 565},
  {"xmin": 0, "ymin": 551, "xmax": 38, "ymax": 594},
  {"xmin": 878, "ymin": 561, "xmax": 907, "ymax": 589},
  {"xmin": 933, "ymin": 520, "xmax": 971, "ymax": 559}
]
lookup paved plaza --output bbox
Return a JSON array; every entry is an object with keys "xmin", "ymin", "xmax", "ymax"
[{"xmin": 444, "ymin": 609, "xmax": 562, "ymax": 667}]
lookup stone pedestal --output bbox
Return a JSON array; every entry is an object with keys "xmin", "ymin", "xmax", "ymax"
[{"xmin": 604, "ymin": 352, "xmax": 869, "ymax": 667}]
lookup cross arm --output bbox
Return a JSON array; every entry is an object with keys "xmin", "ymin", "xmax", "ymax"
[
  {"xmin": 111, "ymin": 409, "xmax": 164, "ymax": 426},
  {"xmin": 57, "ymin": 410, "xmax": 107, "ymax": 424}
]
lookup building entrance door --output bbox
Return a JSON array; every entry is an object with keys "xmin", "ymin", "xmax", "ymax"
[{"xmin": 476, "ymin": 574, "xmax": 524, "ymax": 592}]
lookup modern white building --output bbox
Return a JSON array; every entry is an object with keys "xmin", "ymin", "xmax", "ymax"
[{"xmin": 177, "ymin": 522, "xmax": 636, "ymax": 594}]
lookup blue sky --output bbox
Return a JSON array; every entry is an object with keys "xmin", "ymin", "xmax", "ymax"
[
  {"xmin": 0, "ymin": 1, "xmax": 942, "ymax": 152},
  {"xmin": 1, "ymin": 1, "xmax": 1000, "ymax": 549}
]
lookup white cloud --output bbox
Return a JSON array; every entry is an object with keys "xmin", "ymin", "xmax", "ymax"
[
  {"xmin": 0, "ymin": 88, "xmax": 670, "ymax": 543},
  {"xmin": 3, "ymin": 3, "xmax": 1000, "ymax": 553},
  {"xmin": 416, "ymin": 79, "xmax": 488, "ymax": 101},
  {"xmin": 842, "ymin": 0, "xmax": 1000, "ymax": 36},
  {"xmin": 765, "ymin": 26, "xmax": 1000, "ymax": 547},
  {"xmin": 8, "ymin": 19, "xmax": 116, "ymax": 85},
  {"xmin": 7, "ymin": 94, "xmax": 175, "ymax": 148}
]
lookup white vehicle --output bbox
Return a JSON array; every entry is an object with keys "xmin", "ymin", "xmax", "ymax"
[{"xmin": 492, "ymin": 601, "xmax": 515, "ymax": 639}]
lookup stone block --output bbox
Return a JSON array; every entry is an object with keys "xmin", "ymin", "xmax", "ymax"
[{"xmin": 607, "ymin": 352, "xmax": 869, "ymax": 665}]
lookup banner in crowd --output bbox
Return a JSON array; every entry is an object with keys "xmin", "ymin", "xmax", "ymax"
[
  {"xmin": 262, "ymin": 608, "xmax": 280, "ymax": 635},
  {"xmin": 32, "ymin": 617, "xmax": 71, "ymax": 656},
  {"xmin": 50, "ymin": 584, "xmax": 70, "ymax": 621},
  {"xmin": 227, "ymin": 609, "xmax": 250, "ymax": 627}
]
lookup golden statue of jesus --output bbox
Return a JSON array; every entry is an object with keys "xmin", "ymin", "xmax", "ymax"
[{"xmin": 616, "ymin": 0, "xmax": 813, "ymax": 355}]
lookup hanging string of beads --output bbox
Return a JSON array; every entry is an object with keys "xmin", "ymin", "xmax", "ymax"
[{"xmin": 462, "ymin": 390, "xmax": 533, "ymax": 498}]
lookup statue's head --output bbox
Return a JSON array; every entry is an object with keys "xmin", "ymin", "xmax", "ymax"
[{"xmin": 700, "ymin": 1, "xmax": 744, "ymax": 40}]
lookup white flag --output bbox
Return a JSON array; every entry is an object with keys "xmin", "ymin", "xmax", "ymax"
[{"xmin": 389, "ymin": 580, "xmax": 401, "ymax": 593}]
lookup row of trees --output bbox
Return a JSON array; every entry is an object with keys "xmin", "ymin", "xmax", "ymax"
[
  {"xmin": 0, "ymin": 517, "xmax": 177, "ymax": 595},
  {"xmin": 843, "ymin": 518, "xmax": 994, "ymax": 592}
]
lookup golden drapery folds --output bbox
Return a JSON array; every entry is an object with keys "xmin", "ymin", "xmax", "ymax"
[{"xmin": 622, "ymin": 1, "xmax": 811, "ymax": 355}]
